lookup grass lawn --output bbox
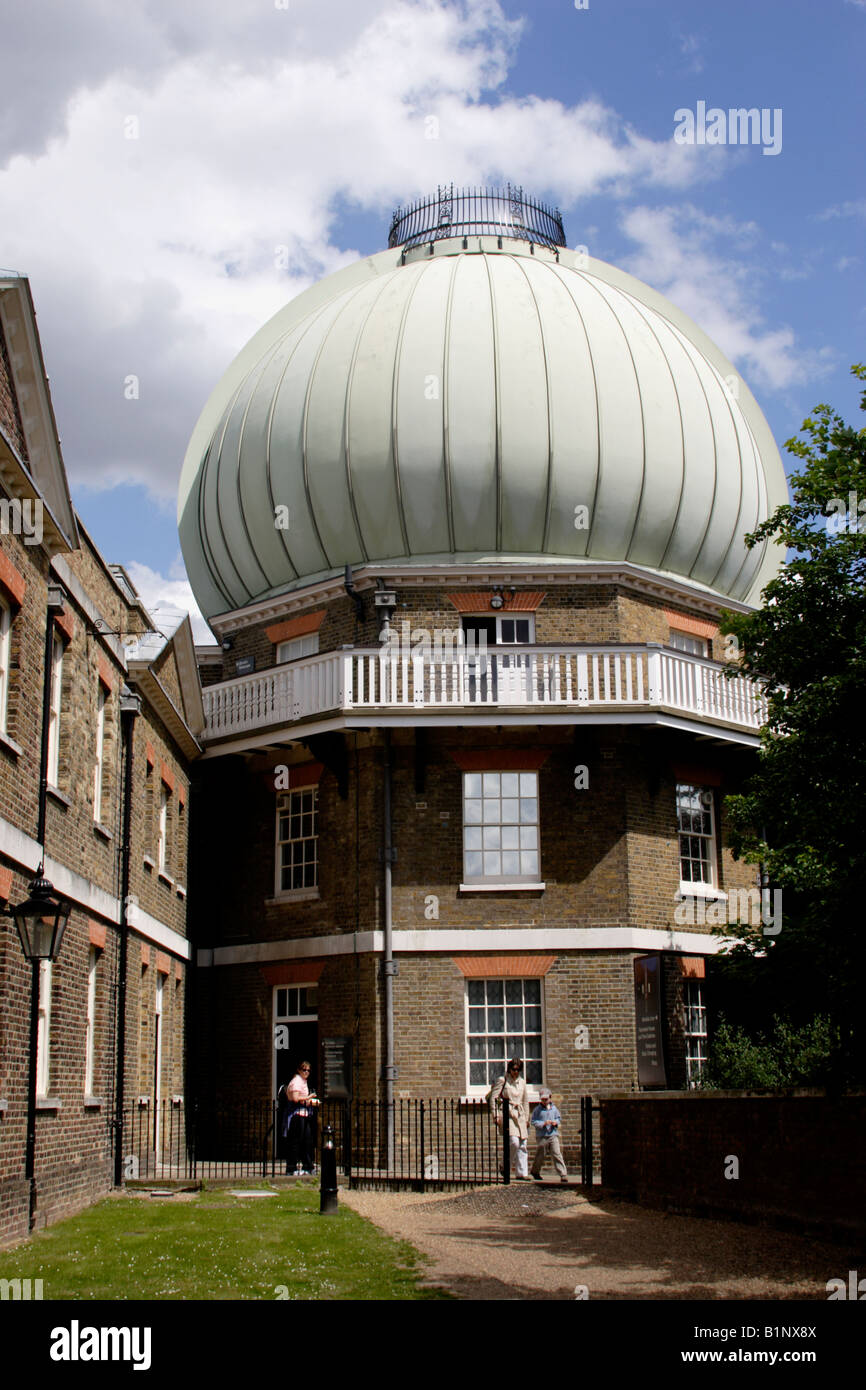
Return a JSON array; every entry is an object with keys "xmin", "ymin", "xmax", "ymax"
[{"xmin": 0, "ymin": 1183, "xmax": 450, "ymax": 1300}]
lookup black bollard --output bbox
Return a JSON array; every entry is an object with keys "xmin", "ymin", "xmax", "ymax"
[{"xmin": 319, "ymin": 1124, "xmax": 338, "ymax": 1215}]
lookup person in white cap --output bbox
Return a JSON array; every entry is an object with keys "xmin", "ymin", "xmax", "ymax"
[{"xmin": 530, "ymin": 1088, "xmax": 568, "ymax": 1183}]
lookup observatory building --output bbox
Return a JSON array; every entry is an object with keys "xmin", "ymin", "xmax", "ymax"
[{"xmin": 180, "ymin": 188, "xmax": 786, "ymax": 1139}]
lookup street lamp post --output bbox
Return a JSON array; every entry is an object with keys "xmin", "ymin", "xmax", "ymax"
[{"xmin": 2, "ymin": 866, "xmax": 71, "ymax": 1230}]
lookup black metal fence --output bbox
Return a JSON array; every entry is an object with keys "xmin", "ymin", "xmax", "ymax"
[
  {"xmin": 118, "ymin": 1096, "xmax": 599, "ymax": 1189},
  {"xmin": 388, "ymin": 184, "xmax": 567, "ymax": 251}
]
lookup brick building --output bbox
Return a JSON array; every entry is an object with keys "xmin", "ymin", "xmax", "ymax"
[
  {"xmin": 180, "ymin": 188, "xmax": 789, "ymax": 1165},
  {"xmin": 0, "ymin": 273, "xmax": 203, "ymax": 1245}
]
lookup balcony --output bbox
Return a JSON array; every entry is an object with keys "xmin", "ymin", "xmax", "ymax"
[{"xmin": 201, "ymin": 644, "xmax": 767, "ymax": 751}]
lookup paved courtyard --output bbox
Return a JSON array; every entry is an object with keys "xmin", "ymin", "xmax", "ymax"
[{"xmin": 341, "ymin": 1185, "xmax": 861, "ymax": 1301}]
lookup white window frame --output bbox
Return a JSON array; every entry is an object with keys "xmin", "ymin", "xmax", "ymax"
[
  {"xmin": 46, "ymin": 637, "xmax": 64, "ymax": 787},
  {"xmin": 276, "ymin": 633, "xmax": 319, "ymax": 663},
  {"xmin": 461, "ymin": 770, "xmax": 541, "ymax": 887},
  {"xmin": 158, "ymin": 784, "xmax": 169, "ymax": 873},
  {"xmin": 0, "ymin": 595, "xmax": 10, "ymax": 734},
  {"xmin": 84, "ymin": 948, "xmax": 97, "ymax": 1095},
  {"xmin": 676, "ymin": 783, "xmax": 717, "ymax": 892},
  {"xmin": 275, "ymin": 787, "xmax": 319, "ymax": 895},
  {"xmin": 93, "ymin": 686, "xmax": 106, "ymax": 821},
  {"xmin": 461, "ymin": 614, "xmax": 535, "ymax": 645},
  {"xmin": 669, "ymin": 628, "xmax": 709, "ymax": 658},
  {"xmin": 464, "ymin": 977, "xmax": 545, "ymax": 1097},
  {"xmin": 684, "ymin": 980, "xmax": 708, "ymax": 1088},
  {"xmin": 36, "ymin": 960, "xmax": 52, "ymax": 1097}
]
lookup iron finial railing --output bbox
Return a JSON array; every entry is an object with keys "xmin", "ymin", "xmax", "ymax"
[{"xmin": 388, "ymin": 183, "xmax": 567, "ymax": 251}]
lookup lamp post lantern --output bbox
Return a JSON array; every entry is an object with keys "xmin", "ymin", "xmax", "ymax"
[{"xmin": 3, "ymin": 865, "xmax": 71, "ymax": 1230}]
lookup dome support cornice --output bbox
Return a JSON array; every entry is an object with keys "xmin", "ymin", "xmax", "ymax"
[{"xmin": 208, "ymin": 560, "xmax": 754, "ymax": 635}]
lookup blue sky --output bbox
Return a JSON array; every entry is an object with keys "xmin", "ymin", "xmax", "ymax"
[{"xmin": 1, "ymin": 0, "xmax": 863, "ymax": 636}]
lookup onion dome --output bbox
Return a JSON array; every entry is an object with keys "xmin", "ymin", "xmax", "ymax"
[{"xmin": 179, "ymin": 187, "xmax": 787, "ymax": 621}]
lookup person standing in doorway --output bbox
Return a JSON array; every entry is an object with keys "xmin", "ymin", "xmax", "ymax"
[
  {"xmin": 284, "ymin": 1060, "xmax": 319, "ymax": 1175},
  {"xmin": 489, "ymin": 1056, "xmax": 531, "ymax": 1179}
]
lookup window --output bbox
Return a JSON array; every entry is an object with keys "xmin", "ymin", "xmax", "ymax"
[
  {"xmin": 277, "ymin": 633, "xmax": 318, "ymax": 663},
  {"xmin": 669, "ymin": 629, "xmax": 708, "ymax": 658},
  {"xmin": 84, "ymin": 948, "xmax": 97, "ymax": 1095},
  {"xmin": 274, "ymin": 985, "xmax": 318, "ymax": 1022},
  {"xmin": 0, "ymin": 596, "xmax": 10, "ymax": 733},
  {"xmin": 684, "ymin": 980, "xmax": 708, "ymax": 1087},
  {"xmin": 36, "ymin": 960, "xmax": 52, "ymax": 1097},
  {"xmin": 466, "ymin": 979, "xmax": 543, "ymax": 1091},
  {"xmin": 460, "ymin": 615, "xmax": 534, "ymax": 645},
  {"xmin": 462, "ymin": 771, "xmax": 539, "ymax": 884},
  {"xmin": 276, "ymin": 788, "xmax": 318, "ymax": 892},
  {"xmin": 46, "ymin": 637, "xmax": 64, "ymax": 786},
  {"xmin": 676, "ymin": 783, "xmax": 716, "ymax": 888},
  {"xmin": 158, "ymin": 785, "xmax": 169, "ymax": 873},
  {"xmin": 93, "ymin": 686, "xmax": 106, "ymax": 821}
]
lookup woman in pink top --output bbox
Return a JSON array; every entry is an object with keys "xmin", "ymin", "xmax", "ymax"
[{"xmin": 285, "ymin": 1061, "xmax": 319, "ymax": 1174}]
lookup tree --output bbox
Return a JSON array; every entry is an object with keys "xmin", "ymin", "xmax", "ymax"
[{"xmin": 714, "ymin": 365, "xmax": 866, "ymax": 1087}]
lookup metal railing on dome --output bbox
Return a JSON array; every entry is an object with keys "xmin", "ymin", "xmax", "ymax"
[{"xmin": 388, "ymin": 184, "xmax": 567, "ymax": 251}]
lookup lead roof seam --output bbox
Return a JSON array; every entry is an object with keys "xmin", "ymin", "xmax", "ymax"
[
  {"xmin": 514, "ymin": 256, "xmax": 555, "ymax": 553},
  {"xmin": 441, "ymin": 257, "xmax": 460, "ymax": 553},
  {"xmin": 343, "ymin": 279, "xmax": 395, "ymax": 566},
  {"xmin": 300, "ymin": 281, "xmax": 373, "ymax": 568},
  {"xmin": 621, "ymin": 294, "xmax": 688, "ymax": 570},
  {"xmin": 389, "ymin": 262, "xmax": 427, "ymax": 557},
  {"xmin": 203, "ymin": 376, "xmax": 258, "ymax": 607},
  {"xmin": 265, "ymin": 299, "xmax": 344, "ymax": 584},
  {"xmin": 234, "ymin": 339, "xmax": 286, "ymax": 593},
  {"xmin": 543, "ymin": 263, "xmax": 601, "ymax": 559},
  {"xmin": 705, "ymin": 362, "xmax": 748, "ymax": 594},
  {"xmin": 482, "ymin": 253, "xmax": 503, "ymax": 552},
  {"xmin": 580, "ymin": 276, "xmax": 648, "ymax": 563},
  {"xmin": 194, "ymin": 448, "xmax": 235, "ymax": 612},
  {"xmin": 673, "ymin": 328, "xmax": 722, "ymax": 588},
  {"xmin": 719, "ymin": 413, "xmax": 764, "ymax": 600}
]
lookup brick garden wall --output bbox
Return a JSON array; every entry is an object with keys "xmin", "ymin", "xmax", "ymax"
[{"xmin": 599, "ymin": 1093, "xmax": 866, "ymax": 1240}]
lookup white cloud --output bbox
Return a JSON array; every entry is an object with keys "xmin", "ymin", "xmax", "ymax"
[
  {"xmin": 124, "ymin": 560, "xmax": 211, "ymax": 643},
  {"xmin": 619, "ymin": 204, "xmax": 833, "ymax": 393},
  {"xmin": 816, "ymin": 198, "xmax": 866, "ymax": 222},
  {"xmin": 0, "ymin": 0, "xmax": 717, "ymax": 503}
]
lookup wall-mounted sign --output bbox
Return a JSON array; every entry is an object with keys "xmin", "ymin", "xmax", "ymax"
[
  {"xmin": 235, "ymin": 655, "xmax": 255, "ymax": 676},
  {"xmin": 634, "ymin": 955, "xmax": 667, "ymax": 1088},
  {"xmin": 322, "ymin": 1037, "xmax": 352, "ymax": 1100}
]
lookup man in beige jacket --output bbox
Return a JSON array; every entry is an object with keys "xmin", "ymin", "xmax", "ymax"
[{"xmin": 489, "ymin": 1056, "xmax": 531, "ymax": 1179}]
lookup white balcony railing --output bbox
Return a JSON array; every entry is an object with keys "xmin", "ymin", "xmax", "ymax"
[{"xmin": 202, "ymin": 644, "xmax": 768, "ymax": 742}]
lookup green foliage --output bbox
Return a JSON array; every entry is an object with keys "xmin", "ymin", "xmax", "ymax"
[
  {"xmin": 701, "ymin": 1015, "xmax": 836, "ymax": 1091},
  {"xmin": 716, "ymin": 366, "xmax": 866, "ymax": 1086}
]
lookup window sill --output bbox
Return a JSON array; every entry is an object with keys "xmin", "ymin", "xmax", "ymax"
[
  {"xmin": 84, "ymin": 1097, "xmax": 103, "ymax": 1110},
  {"xmin": 143, "ymin": 855, "xmax": 156, "ymax": 872},
  {"xmin": 157, "ymin": 870, "xmax": 174, "ymax": 888},
  {"xmin": 459, "ymin": 882, "xmax": 546, "ymax": 894},
  {"xmin": 175, "ymin": 884, "xmax": 187, "ymax": 900},
  {"xmin": 676, "ymin": 884, "xmax": 727, "ymax": 901},
  {"xmin": 266, "ymin": 889, "xmax": 320, "ymax": 905},
  {"xmin": 93, "ymin": 821, "xmax": 113, "ymax": 842},
  {"xmin": 0, "ymin": 729, "xmax": 23, "ymax": 759},
  {"xmin": 36, "ymin": 1097, "xmax": 62, "ymax": 1111},
  {"xmin": 47, "ymin": 784, "xmax": 71, "ymax": 809}
]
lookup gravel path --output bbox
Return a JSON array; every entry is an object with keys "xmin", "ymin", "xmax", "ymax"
[{"xmin": 341, "ymin": 1184, "xmax": 860, "ymax": 1301}]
